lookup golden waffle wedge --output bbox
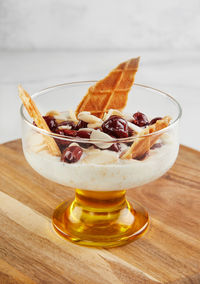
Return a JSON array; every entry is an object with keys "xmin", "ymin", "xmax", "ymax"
[
  {"xmin": 18, "ymin": 85, "xmax": 61, "ymax": 156},
  {"xmin": 76, "ymin": 57, "xmax": 140, "ymax": 118},
  {"xmin": 121, "ymin": 116, "xmax": 171, "ymax": 160}
]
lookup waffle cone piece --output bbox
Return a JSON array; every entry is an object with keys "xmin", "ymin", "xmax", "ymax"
[
  {"xmin": 76, "ymin": 57, "xmax": 140, "ymax": 118},
  {"xmin": 121, "ymin": 116, "xmax": 171, "ymax": 159},
  {"xmin": 18, "ymin": 85, "xmax": 61, "ymax": 156}
]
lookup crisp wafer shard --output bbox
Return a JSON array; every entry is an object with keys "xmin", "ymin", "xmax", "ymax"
[
  {"xmin": 76, "ymin": 57, "xmax": 140, "ymax": 118},
  {"xmin": 121, "ymin": 116, "xmax": 171, "ymax": 160},
  {"xmin": 18, "ymin": 85, "xmax": 61, "ymax": 156}
]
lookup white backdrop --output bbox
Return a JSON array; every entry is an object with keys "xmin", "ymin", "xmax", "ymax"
[{"xmin": 0, "ymin": 0, "xmax": 200, "ymax": 50}]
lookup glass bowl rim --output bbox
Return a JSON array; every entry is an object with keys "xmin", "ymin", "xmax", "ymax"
[{"xmin": 20, "ymin": 81, "xmax": 182, "ymax": 144}]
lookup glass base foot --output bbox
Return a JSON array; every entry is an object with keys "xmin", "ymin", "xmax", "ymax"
[{"xmin": 52, "ymin": 190, "xmax": 149, "ymax": 248}]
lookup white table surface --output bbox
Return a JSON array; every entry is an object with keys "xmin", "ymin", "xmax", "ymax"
[{"xmin": 0, "ymin": 50, "xmax": 199, "ymax": 151}]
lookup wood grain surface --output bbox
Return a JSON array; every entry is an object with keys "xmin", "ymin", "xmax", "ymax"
[{"xmin": 0, "ymin": 140, "xmax": 200, "ymax": 284}]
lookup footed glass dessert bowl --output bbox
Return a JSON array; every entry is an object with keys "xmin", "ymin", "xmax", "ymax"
[{"xmin": 20, "ymin": 81, "xmax": 181, "ymax": 247}]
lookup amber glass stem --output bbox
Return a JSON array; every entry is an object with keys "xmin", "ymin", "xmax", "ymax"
[
  {"xmin": 75, "ymin": 189, "xmax": 126, "ymax": 209},
  {"xmin": 66, "ymin": 189, "xmax": 128, "ymax": 226}
]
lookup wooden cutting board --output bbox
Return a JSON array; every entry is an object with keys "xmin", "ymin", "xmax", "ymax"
[{"xmin": 0, "ymin": 140, "xmax": 199, "ymax": 284}]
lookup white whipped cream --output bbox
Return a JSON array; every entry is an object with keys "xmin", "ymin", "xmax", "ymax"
[{"xmin": 23, "ymin": 129, "xmax": 179, "ymax": 191}]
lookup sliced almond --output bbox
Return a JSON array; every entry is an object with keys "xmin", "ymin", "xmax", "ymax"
[
  {"xmin": 69, "ymin": 109, "xmax": 78, "ymax": 122},
  {"xmin": 103, "ymin": 109, "xmax": 124, "ymax": 121},
  {"xmin": 90, "ymin": 129, "xmax": 114, "ymax": 149},
  {"xmin": 54, "ymin": 110, "xmax": 78, "ymax": 123},
  {"xmin": 78, "ymin": 111, "xmax": 102, "ymax": 124},
  {"xmin": 69, "ymin": 142, "xmax": 79, "ymax": 147},
  {"xmin": 54, "ymin": 112, "xmax": 70, "ymax": 121},
  {"xmin": 45, "ymin": 110, "xmax": 61, "ymax": 117},
  {"xmin": 83, "ymin": 149, "xmax": 118, "ymax": 164},
  {"xmin": 87, "ymin": 121, "xmax": 102, "ymax": 129},
  {"xmin": 123, "ymin": 113, "xmax": 134, "ymax": 122},
  {"xmin": 58, "ymin": 125, "xmax": 72, "ymax": 130},
  {"xmin": 77, "ymin": 127, "xmax": 94, "ymax": 132}
]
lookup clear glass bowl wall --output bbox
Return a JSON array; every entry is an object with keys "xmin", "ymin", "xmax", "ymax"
[{"xmin": 21, "ymin": 82, "xmax": 181, "ymax": 191}]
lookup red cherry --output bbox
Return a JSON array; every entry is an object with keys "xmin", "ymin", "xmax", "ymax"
[
  {"xmin": 76, "ymin": 130, "xmax": 91, "ymax": 139},
  {"xmin": 57, "ymin": 120, "xmax": 76, "ymax": 129},
  {"xmin": 76, "ymin": 130, "xmax": 91, "ymax": 148},
  {"xmin": 57, "ymin": 143, "xmax": 71, "ymax": 153},
  {"xmin": 102, "ymin": 115, "xmax": 128, "ymax": 138},
  {"xmin": 149, "ymin": 117, "xmax": 162, "ymax": 125},
  {"xmin": 132, "ymin": 112, "xmax": 149, "ymax": 127},
  {"xmin": 75, "ymin": 120, "xmax": 88, "ymax": 130},
  {"xmin": 151, "ymin": 143, "xmax": 162, "ymax": 149},
  {"xmin": 128, "ymin": 127, "xmax": 137, "ymax": 137},
  {"xmin": 56, "ymin": 129, "xmax": 77, "ymax": 137},
  {"xmin": 43, "ymin": 116, "xmax": 57, "ymax": 132},
  {"xmin": 61, "ymin": 145, "xmax": 83, "ymax": 163},
  {"xmin": 135, "ymin": 151, "xmax": 149, "ymax": 160},
  {"xmin": 108, "ymin": 143, "xmax": 121, "ymax": 152},
  {"xmin": 63, "ymin": 129, "xmax": 77, "ymax": 137},
  {"xmin": 54, "ymin": 129, "xmax": 76, "ymax": 151}
]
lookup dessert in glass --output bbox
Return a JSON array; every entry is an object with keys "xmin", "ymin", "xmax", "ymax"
[{"xmin": 19, "ymin": 58, "xmax": 181, "ymax": 247}]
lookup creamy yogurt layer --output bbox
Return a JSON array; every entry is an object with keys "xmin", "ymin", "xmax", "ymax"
[{"xmin": 24, "ymin": 130, "xmax": 179, "ymax": 191}]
